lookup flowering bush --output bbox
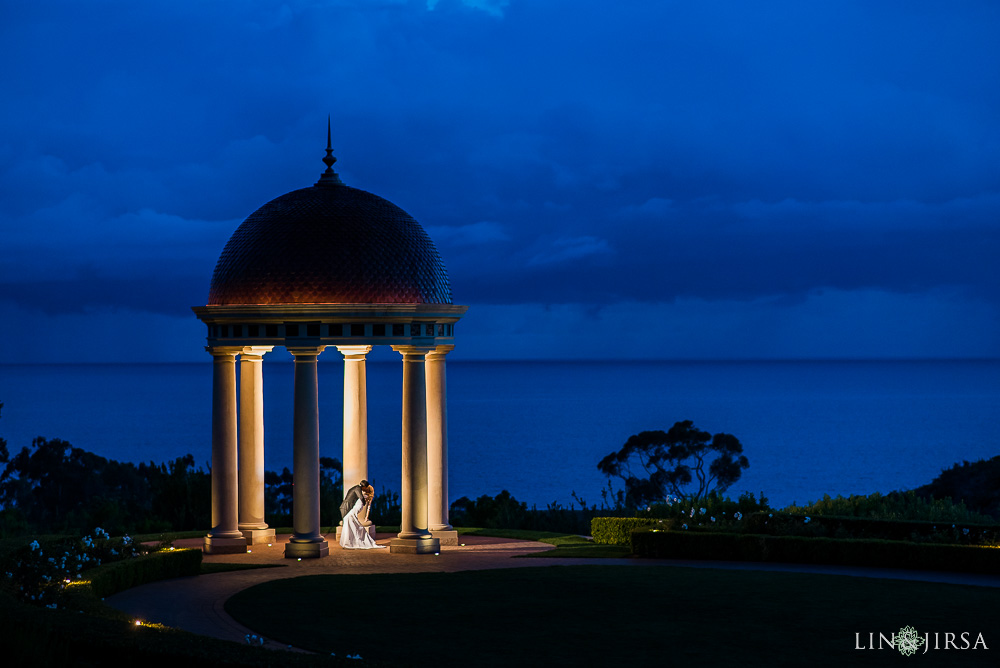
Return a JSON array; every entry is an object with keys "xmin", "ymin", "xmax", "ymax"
[
  {"xmin": 1, "ymin": 528, "xmax": 151, "ymax": 608},
  {"xmin": 644, "ymin": 491, "xmax": 771, "ymax": 531}
]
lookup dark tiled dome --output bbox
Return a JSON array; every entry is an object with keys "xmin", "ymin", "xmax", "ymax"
[{"xmin": 208, "ymin": 182, "xmax": 452, "ymax": 305}]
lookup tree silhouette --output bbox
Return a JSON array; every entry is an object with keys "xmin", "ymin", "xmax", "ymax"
[{"xmin": 598, "ymin": 420, "xmax": 749, "ymax": 507}]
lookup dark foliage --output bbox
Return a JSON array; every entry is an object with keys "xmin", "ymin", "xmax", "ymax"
[
  {"xmin": 264, "ymin": 457, "xmax": 344, "ymax": 529},
  {"xmin": 0, "ymin": 403, "xmax": 7, "ymax": 465},
  {"xmin": 140, "ymin": 455, "xmax": 211, "ymax": 531},
  {"xmin": 264, "ymin": 467, "xmax": 295, "ymax": 523},
  {"xmin": 744, "ymin": 511, "xmax": 1000, "ymax": 546},
  {"xmin": 631, "ymin": 529, "xmax": 1000, "ymax": 574},
  {"xmin": 451, "ymin": 490, "xmax": 528, "ymax": 529},
  {"xmin": 0, "ymin": 434, "xmax": 209, "ymax": 536},
  {"xmin": 369, "ymin": 486, "xmax": 401, "ymax": 526},
  {"xmin": 449, "ymin": 489, "xmax": 618, "ymax": 534},
  {"xmin": 0, "ymin": 406, "xmax": 352, "ymax": 536},
  {"xmin": 598, "ymin": 420, "xmax": 749, "ymax": 508},
  {"xmin": 914, "ymin": 456, "xmax": 1000, "ymax": 519}
]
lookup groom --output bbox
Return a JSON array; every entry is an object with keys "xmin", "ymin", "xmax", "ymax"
[{"xmin": 340, "ymin": 479, "xmax": 370, "ymax": 519}]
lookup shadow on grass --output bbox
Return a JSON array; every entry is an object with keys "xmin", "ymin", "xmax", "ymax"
[{"xmin": 200, "ymin": 562, "xmax": 288, "ymax": 575}]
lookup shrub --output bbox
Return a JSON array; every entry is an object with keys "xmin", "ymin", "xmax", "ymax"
[
  {"xmin": 1, "ymin": 529, "xmax": 150, "ymax": 607},
  {"xmin": 451, "ymin": 491, "xmax": 616, "ymax": 534},
  {"xmin": 88, "ymin": 548, "xmax": 202, "ymax": 598},
  {"xmin": 743, "ymin": 511, "xmax": 1000, "ymax": 546},
  {"xmin": 591, "ymin": 517, "xmax": 664, "ymax": 545},
  {"xmin": 369, "ymin": 486, "xmax": 401, "ymax": 527},
  {"xmin": 631, "ymin": 528, "xmax": 1000, "ymax": 574},
  {"xmin": 639, "ymin": 491, "xmax": 769, "ymax": 533},
  {"xmin": 914, "ymin": 456, "xmax": 1000, "ymax": 519},
  {"xmin": 785, "ymin": 491, "xmax": 995, "ymax": 524}
]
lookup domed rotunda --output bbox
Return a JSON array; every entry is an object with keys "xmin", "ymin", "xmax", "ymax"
[{"xmin": 193, "ymin": 125, "xmax": 467, "ymax": 557}]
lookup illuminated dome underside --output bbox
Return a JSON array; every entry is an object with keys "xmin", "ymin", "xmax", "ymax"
[{"xmin": 208, "ymin": 184, "xmax": 452, "ymax": 305}]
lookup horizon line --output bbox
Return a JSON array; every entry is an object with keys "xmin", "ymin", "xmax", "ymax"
[{"xmin": 3, "ymin": 357, "xmax": 999, "ymax": 367}]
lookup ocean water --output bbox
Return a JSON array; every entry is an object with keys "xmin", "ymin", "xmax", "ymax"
[{"xmin": 0, "ymin": 360, "xmax": 997, "ymax": 509}]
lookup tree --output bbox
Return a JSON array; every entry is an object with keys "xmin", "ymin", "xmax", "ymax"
[
  {"xmin": 319, "ymin": 456, "xmax": 343, "ymax": 527},
  {"xmin": 0, "ymin": 402, "xmax": 8, "ymax": 465},
  {"xmin": 597, "ymin": 420, "xmax": 749, "ymax": 508},
  {"xmin": 0, "ymin": 435, "xmax": 153, "ymax": 533}
]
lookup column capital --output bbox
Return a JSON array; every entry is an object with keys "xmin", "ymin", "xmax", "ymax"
[
  {"xmin": 206, "ymin": 346, "xmax": 243, "ymax": 359},
  {"xmin": 240, "ymin": 345, "xmax": 274, "ymax": 360},
  {"xmin": 426, "ymin": 344, "xmax": 455, "ymax": 361},
  {"xmin": 336, "ymin": 344, "xmax": 373, "ymax": 360},
  {"xmin": 287, "ymin": 346, "xmax": 327, "ymax": 359},
  {"xmin": 391, "ymin": 344, "xmax": 435, "ymax": 361}
]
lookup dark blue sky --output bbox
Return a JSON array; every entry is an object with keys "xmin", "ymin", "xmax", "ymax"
[{"xmin": 2, "ymin": 0, "xmax": 998, "ymax": 362}]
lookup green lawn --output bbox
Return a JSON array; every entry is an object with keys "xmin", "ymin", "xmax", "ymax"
[
  {"xmin": 225, "ymin": 565, "xmax": 998, "ymax": 667},
  {"xmin": 456, "ymin": 527, "xmax": 631, "ymax": 558}
]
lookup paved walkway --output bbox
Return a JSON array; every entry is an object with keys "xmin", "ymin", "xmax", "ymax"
[{"xmin": 106, "ymin": 533, "xmax": 1000, "ymax": 651}]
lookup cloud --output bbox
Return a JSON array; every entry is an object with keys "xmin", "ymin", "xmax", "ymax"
[
  {"xmin": 3, "ymin": 0, "xmax": 1000, "ymax": 359},
  {"xmin": 526, "ymin": 236, "xmax": 613, "ymax": 267},
  {"xmin": 454, "ymin": 290, "xmax": 1000, "ymax": 361},
  {"xmin": 427, "ymin": 0, "xmax": 509, "ymax": 17}
]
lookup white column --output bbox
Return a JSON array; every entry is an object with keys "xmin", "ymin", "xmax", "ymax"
[
  {"xmin": 204, "ymin": 346, "xmax": 247, "ymax": 554},
  {"xmin": 238, "ymin": 346, "xmax": 275, "ymax": 544},
  {"xmin": 426, "ymin": 345, "xmax": 454, "ymax": 533},
  {"xmin": 338, "ymin": 345, "xmax": 372, "ymax": 495},
  {"xmin": 285, "ymin": 346, "xmax": 329, "ymax": 559},
  {"xmin": 390, "ymin": 346, "xmax": 439, "ymax": 554}
]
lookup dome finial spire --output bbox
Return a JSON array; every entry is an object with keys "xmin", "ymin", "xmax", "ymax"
[{"xmin": 317, "ymin": 114, "xmax": 343, "ymax": 186}]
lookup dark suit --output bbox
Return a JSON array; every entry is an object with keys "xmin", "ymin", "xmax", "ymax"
[{"xmin": 340, "ymin": 484, "xmax": 364, "ymax": 519}]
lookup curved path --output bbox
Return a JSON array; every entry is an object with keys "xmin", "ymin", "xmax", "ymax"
[{"xmin": 107, "ymin": 533, "xmax": 1000, "ymax": 651}]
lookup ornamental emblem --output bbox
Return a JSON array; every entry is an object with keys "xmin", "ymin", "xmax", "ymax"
[{"xmin": 896, "ymin": 625, "xmax": 925, "ymax": 656}]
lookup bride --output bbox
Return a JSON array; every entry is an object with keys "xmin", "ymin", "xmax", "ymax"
[{"xmin": 339, "ymin": 484, "xmax": 385, "ymax": 549}]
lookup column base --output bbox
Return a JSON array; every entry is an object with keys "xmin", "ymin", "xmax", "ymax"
[
  {"xmin": 285, "ymin": 540, "xmax": 329, "ymax": 559},
  {"xmin": 241, "ymin": 528, "xmax": 276, "ymax": 545},
  {"xmin": 431, "ymin": 530, "xmax": 459, "ymax": 546},
  {"xmin": 203, "ymin": 535, "xmax": 248, "ymax": 555},
  {"xmin": 389, "ymin": 537, "xmax": 441, "ymax": 554}
]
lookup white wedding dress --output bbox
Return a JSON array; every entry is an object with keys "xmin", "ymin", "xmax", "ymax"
[{"xmin": 339, "ymin": 498, "xmax": 385, "ymax": 549}]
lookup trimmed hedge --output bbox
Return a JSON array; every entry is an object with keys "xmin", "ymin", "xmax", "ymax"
[
  {"xmin": 631, "ymin": 528, "xmax": 1000, "ymax": 574},
  {"xmin": 591, "ymin": 517, "xmax": 663, "ymax": 545},
  {"xmin": 0, "ymin": 546, "xmax": 360, "ymax": 666},
  {"xmin": 744, "ymin": 512, "xmax": 1000, "ymax": 545},
  {"xmin": 88, "ymin": 547, "xmax": 202, "ymax": 598}
]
